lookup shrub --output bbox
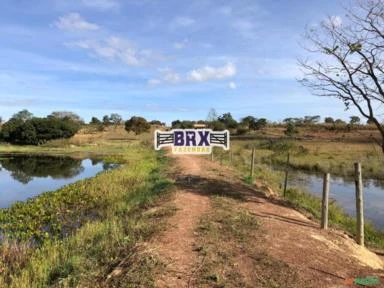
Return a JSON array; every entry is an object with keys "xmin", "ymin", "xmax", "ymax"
[
  {"xmin": 125, "ymin": 116, "xmax": 150, "ymax": 135},
  {"xmin": 0, "ymin": 117, "xmax": 80, "ymax": 145}
]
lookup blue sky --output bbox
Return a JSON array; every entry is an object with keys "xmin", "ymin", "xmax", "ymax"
[{"xmin": 0, "ymin": 0, "xmax": 357, "ymax": 123}]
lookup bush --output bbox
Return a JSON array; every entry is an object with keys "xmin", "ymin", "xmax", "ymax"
[
  {"xmin": 284, "ymin": 123, "xmax": 298, "ymax": 137},
  {"xmin": 125, "ymin": 116, "xmax": 150, "ymax": 135},
  {"xmin": 0, "ymin": 117, "xmax": 80, "ymax": 145}
]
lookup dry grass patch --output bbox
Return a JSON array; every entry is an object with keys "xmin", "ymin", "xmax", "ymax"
[{"xmin": 192, "ymin": 196, "xmax": 303, "ymax": 288}]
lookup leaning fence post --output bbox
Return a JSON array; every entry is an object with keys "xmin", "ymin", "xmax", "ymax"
[
  {"xmin": 283, "ymin": 153, "xmax": 290, "ymax": 197},
  {"xmin": 321, "ymin": 173, "xmax": 330, "ymax": 229},
  {"xmin": 354, "ymin": 162, "xmax": 364, "ymax": 246},
  {"xmin": 250, "ymin": 148, "xmax": 255, "ymax": 178}
]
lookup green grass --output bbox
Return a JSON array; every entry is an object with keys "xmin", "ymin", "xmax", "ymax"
[
  {"xmin": 0, "ymin": 144, "xmax": 175, "ymax": 287},
  {"xmin": 213, "ymin": 144, "xmax": 384, "ymax": 250},
  {"xmin": 230, "ymin": 139, "xmax": 384, "ymax": 180},
  {"xmin": 284, "ymin": 188, "xmax": 384, "ymax": 250}
]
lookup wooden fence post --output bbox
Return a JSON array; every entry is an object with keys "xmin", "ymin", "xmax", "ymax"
[
  {"xmin": 220, "ymin": 153, "xmax": 223, "ymax": 166},
  {"xmin": 283, "ymin": 153, "xmax": 290, "ymax": 197},
  {"xmin": 354, "ymin": 162, "xmax": 364, "ymax": 246},
  {"xmin": 230, "ymin": 151, "xmax": 233, "ymax": 164},
  {"xmin": 250, "ymin": 148, "xmax": 255, "ymax": 178},
  {"xmin": 211, "ymin": 148, "xmax": 214, "ymax": 161},
  {"xmin": 321, "ymin": 173, "xmax": 330, "ymax": 229}
]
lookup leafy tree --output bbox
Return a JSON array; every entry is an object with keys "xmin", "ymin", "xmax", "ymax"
[
  {"xmin": 284, "ymin": 122, "xmax": 298, "ymax": 137},
  {"xmin": 171, "ymin": 120, "xmax": 195, "ymax": 129},
  {"xmin": 251, "ymin": 118, "xmax": 268, "ymax": 130},
  {"xmin": 303, "ymin": 115, "xmax": 321, "ymax": 125},
  {"xmin": 0, "ymin": 117, "xmax": 80, "ymax": 145},
  {"xmin": 12, "ymin": 109, "xmax": 33, "ymax": 122},
  {"xmin": 241, "ymin": 116, "xmax": 256, "ymax": 128},
  {"xmin": 171, "ymin": 120, "xmax": 182, "ymax": 128},
  {"xmin": 324, "ymin": 117, "xmax": 335, "ymax": 124},
  {"xmin": 49, "ymin": 111, "xmax": 83, "ymax": 123},
  {"xmin": 218, "ymin": 112, "xmax": 238, "ymax": 129},
  {"xmin": 334, "ymin": 119, "xmax": 346, "ymax": 125},
  {"xmin": 283, "ymin": 117, "xmax": 303, "ymax": 125},
  {"xmin": 150, "ymin": 120, "xmax": 164, "ymax": 126},
  {"xmin": 350, "ymin": 116, "xmax": 361, "ymax": 125},
  {"xmin": 299, "ymin": 0, "xmax": 384, "ymax": 152},
  {"xmin": 109, "ymin": 113, "xmax": 123, "ymax": 125},
  {"xmin": 125, "ymin": 116, "xmax": 150, "ymax": 135},
  {"xmin": 90, "ymin": 117, "xmax": 102, "ymax": 125},
  {"xmin": 102, "ymin": 115, "xmax": 111, "ymax": 126}
]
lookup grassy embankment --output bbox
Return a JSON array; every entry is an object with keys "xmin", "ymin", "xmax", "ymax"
[
  {"xmin": 233, "ymin": 124, "xmax": 384, "ymax": 179},
  {"xmin": 212, "ymin": 138, "xmax": 384, "ymax": 250},
  {"xmin": 0, "ymin": 138, "xmax": 175, "ymax": 287}
]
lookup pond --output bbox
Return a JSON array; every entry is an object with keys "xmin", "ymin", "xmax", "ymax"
[
  {"xmin": 285, "ymin": 169, "xmax": 384, "ymax": 230},
  {"xmin": 0, "ymin": 154, "xmax": 116, "ymax": 208}
]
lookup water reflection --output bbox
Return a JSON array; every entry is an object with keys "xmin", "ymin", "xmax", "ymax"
[
  {"xmin": 285, "ymin": 169, "xmax": 384, "ymax": 230},
  {"xmin": 0, "ymin": 155, "xmax": 84, "ymax": 184},
  {"xmin": 0, "ymin": 154, "xmax": 112, "ymax": 208}
]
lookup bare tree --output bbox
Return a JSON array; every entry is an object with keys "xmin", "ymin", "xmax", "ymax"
[{"xmin": 298, "ymin": 0, "xmax": 384, "ymax": 152}]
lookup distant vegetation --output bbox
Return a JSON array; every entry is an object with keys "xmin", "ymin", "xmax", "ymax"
[
  {"xmin": 0, "ymin": 110, "xmax": 81, "ymax": 145},
  {"xmin": 125, "ymin": 116, "xmax": 151, "ymax": 135},
  {"xmin": 0, "ymin": 108, "xmax": 382, "ymax": 147}
]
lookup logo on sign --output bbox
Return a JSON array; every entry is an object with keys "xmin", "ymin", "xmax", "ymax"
[{"xmin": 154, "ymin": 129, "xmax": 230, "ymax": 154}]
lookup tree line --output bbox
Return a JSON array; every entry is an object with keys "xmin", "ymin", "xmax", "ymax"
[
  {"xmin": 0, "ymin": 108, "xmax": 379, "ymax": 146},
  {"xmin": 0, "ymin": 110, "xmax": 156, "ymax": 145}
]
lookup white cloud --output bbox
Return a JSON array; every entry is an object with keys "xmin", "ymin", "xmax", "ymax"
[
  {"xmin": 55, "ymin": 13, "xmax": 99, "ymax": 31},
  {"xmin": 160, "ymin": 68, "xmax": 181, "ymax": 83},
  {"xmin": 69, "ymin": 36, "xmax": 145, "ymax": 66},
  {"xmin": 229, "ymin": 81, "xmax": 236, "ymax": 89},
  {"xmin": 148, "ymin": 63, "xmax": 236, "ymax": 86},
  {"xmin": 170, "ymin": 16, "xmax": 195, "ymax": 29},
  {"xmin": 323, "ymin": 15, "xmax": 342, "ymax": 28},
  {"xmin": 187, "ymin": 62, "xmax": 236, "ymax": 82},
  {"xmin": 81, "ymin": 0, "xmax": 119, "ymax": 10},
  {"xmin": 148, "ymin": 68, "xmax": 180, "ymax": 85}
]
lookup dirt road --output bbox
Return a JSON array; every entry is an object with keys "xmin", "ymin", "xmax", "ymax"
[{"xmin": 148, "ymin": 154, "xmax": 384, "ymax": 287}]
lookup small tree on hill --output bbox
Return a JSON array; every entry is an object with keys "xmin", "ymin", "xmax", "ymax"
[
  {"xmin": 350, "ymin": 116, "xmax": 361, "ymax": 125},
  {"xmin": 252, "ymin": 118, "xmax": 268, "ymax": 130},
  {"xmin": 125, "ymin": 116, "xmax": 150, "ymax": 135},
  {"xmin": 110, "ymin": 113, "xmax": 123, "ymax": 126},
  {"xmin": 241, "ymin": 116, "xmax": 256, "ymax": 129},
  {"xmin": 90, "ymin": 117, "xmax": 102, "ymax": 125},
  {"xmin": 218, "ymin": 112, "xmax": 237, "ymax": 129},
  {"xmin": 102, "ymin": 115, "xmax": 111, "ymax": 126},
  {"xmin": 284, "ymin": 122, "xmax": 298, "ymax": 137}
]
